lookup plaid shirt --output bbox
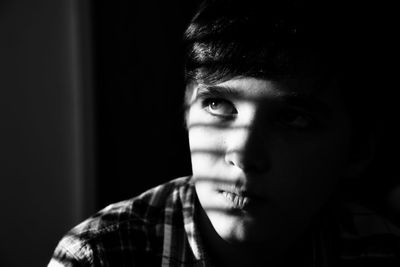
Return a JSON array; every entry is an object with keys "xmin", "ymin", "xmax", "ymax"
[{"xmin": 49, "ymin": 176, "xmax": 400, "ymax": 267}]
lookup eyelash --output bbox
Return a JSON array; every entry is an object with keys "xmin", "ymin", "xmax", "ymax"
[{"xmin": 201, "ymin": 97, "xmax": 238, "ymax": 119}]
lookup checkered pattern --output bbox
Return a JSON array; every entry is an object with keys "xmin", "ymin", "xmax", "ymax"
[
  {"xmin": 48, "ymin": 177, "xmax": 211, "ymax": 267},
  {"xmin": 48, "ymin": 176, "xmax": 400, "ymax": 266}
]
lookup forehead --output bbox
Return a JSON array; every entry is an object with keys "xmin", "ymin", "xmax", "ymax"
[{"xmin": 210, "ymin": 78, "xmax": 280, "ymax": 99}]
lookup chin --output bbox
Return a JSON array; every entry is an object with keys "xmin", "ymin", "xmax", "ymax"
[{"xmin": 207, "ymin": 209, "xmax": 262, "ymax": 244}]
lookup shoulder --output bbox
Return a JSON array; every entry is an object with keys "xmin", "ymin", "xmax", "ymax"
[
  {"xmin": 49, "ymin": 176, "xmax": 192, "ymax": 266},
  {"xmin": 73, "ymin": 176, "xmax": 190, "ymax": 239}
]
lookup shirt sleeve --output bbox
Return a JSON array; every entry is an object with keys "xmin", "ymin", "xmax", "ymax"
[{"xmin": 48, "ymin": 234, "xmax": 94, "ymax": 267}]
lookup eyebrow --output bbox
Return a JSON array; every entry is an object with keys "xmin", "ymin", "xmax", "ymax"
[
  {"xmin": 196, "ymin": 85, "xmax": 333, "ymax": 118},
  {"xmin": 196, "ymin": 85, "xmax": 244, "ymax": 98}
]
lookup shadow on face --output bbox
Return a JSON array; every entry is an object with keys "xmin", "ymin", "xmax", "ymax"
[{"xmin": 185, "ymin": 76, "xmax": 369, "ymax": 245}]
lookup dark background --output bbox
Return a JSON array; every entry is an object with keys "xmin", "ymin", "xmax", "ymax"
[
  {"xmin": 0, "ymin": 1, "xmax": 202, "ymax": 265},
  {"xmin": 92, "ymin": 0, "xmax": 202, "ymax": 209}
]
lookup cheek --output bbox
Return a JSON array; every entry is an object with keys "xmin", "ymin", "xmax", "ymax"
[
  {"xmin": 187, "ymin": 105, "xmax": 233, "ymax": 174},
  {"xmin": 188, "ymin": 126, "xmax": 223, "ymax": 151},
  {"xmin": 280, "ymin": 123, "xmax": 353, "ymax": 170},
  {"xmin": 267, "ymin": 130, "xmax": 353, "ymax": 199},
  {"xmin": 297, "ymin": 139, "xmax": 350, "ymax": 172},
  {"xmin": 307, "ymin": 130, "xmax": 353, "ymax": 172},
  {"xmin": 264, "ymin": 139, "xmax": 353, "ymax": 225},
  {"xmin": 188, "ymin": 125, "xmax": 225, "ymax": 177}
]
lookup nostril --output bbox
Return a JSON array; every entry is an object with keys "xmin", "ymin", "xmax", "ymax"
[
  {"xmin": 225, "ymin": 150, "xmax": 268, "ymax": 174},
  {"xmin": 225, "ymin": 150, "xmax": 245, "ymax": 169}
]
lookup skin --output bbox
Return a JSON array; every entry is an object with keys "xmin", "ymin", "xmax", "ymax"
[{"xmin": 185, "ymin": 76, "xmax": 369, "ymax": 266}]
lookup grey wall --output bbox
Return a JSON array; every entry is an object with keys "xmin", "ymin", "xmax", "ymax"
[{"xmin": 0, "ymin": 0, "xmax": 94, "ymax": 266}]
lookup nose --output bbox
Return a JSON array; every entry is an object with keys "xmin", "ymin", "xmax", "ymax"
[
  {"xmin": 225, "ymin": 149, "xmax": 269, "ymax": 175},
  {"xmin": 225, "ymin": 151, "xmax": 246, "ymax": 169},
  {"xmin": 224, "ymin": 126, "xmax": 270, "ymax": 175}
]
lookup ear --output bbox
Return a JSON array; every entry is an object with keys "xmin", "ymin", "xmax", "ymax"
[{"xmin": 345, "ymin": 130, "xmax": 377, "ymax": 178}]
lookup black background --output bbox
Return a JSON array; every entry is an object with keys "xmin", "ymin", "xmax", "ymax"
[{"xmin": 92, "ymin": 1, "xmax": 203, "ymax": 209}]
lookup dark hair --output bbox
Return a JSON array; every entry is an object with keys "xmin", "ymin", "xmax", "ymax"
[{"xmin": 183, "ymin": 0, "xmax": 373, "ymax": 85}]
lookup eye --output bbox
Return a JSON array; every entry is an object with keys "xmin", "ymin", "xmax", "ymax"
[
  {"xmin": 203, "ymin": 98, "xmax": 238, "ymax": 118},
  {"xmin": 277, "ymin": 110, "xmax": 315, "ymax": 129}
]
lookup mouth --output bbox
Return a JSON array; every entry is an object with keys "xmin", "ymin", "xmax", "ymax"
[
  {"xmin": 221, "ymin": 191, "xmax": 250, "ymax": 209},
  {"xmin": 218, "ymin": 189, "xmax": 263, "ymax": 211}
]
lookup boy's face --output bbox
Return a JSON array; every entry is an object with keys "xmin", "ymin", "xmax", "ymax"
[{"xmin": 186, "ymin": 76, "xmax": 357, "ymax": 248}]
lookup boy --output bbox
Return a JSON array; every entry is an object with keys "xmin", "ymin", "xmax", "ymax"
[{"xmin": 49, "ymin": 0, "xmax": 399, "ymax": 266}]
